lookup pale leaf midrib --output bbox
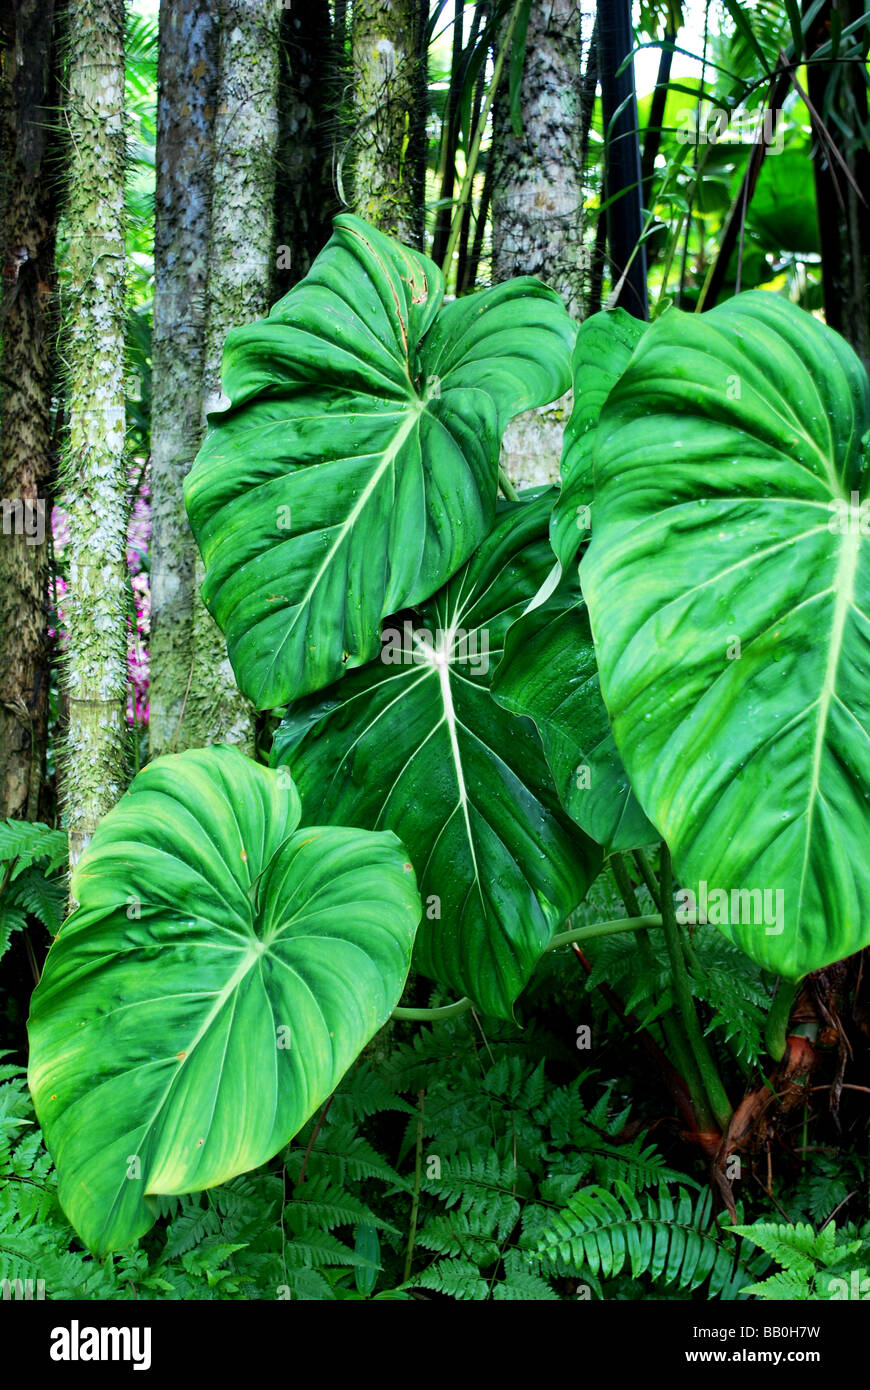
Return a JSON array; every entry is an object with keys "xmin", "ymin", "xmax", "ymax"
[
  {"xmin": 261, "ymin": 401, "xmax": 424, "ymax": 695},
  {"xmin": 795, "ymin": 524, "xmax": 863, "ymax": 931}
]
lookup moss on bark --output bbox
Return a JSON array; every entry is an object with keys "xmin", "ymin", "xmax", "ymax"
[
  {"xmin": 60, "ymin": 0, "xmax": 129, "ymax": 868},
  {"xmin": 149, "ymin": 0, "xmax": 218, "ymax": 757},
  {"xmin": 182, "ymin": 0, "xmax": 281, "ymax": 753},
  {"xmin": 0, "ymin": 0, "xmax": 61, "ymax": 821}
]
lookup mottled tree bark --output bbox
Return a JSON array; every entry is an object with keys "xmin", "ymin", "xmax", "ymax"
[
  {"xmin": 274, "ymin": 0, "xmax": 340, "ymax": 296},
  {"xmin": 0, "ymin": 0, "xmax": 60, "ymax": 821},
  {"xmin": 183, "ymin": 0, "xmax": 280, "ymax": 751},
  {"xmin": 806, "ymin": 0, "xmax": 870, "ymax": 374},
  {"xmin": 350, "ymin": 0, "xmax": 425, "ymax": 247},
  {"xmin": 148, "ymin": 0, "xmax": 217, "ymax": 758},
  {"xmin": 60, "ymin": 0, "xmax": 128, "ymax": 868},
  {"xmin": 492, "ymin": 0, "xmax": 588, "ymax": 317},
  {"xmin": 492, "ymin": 0, "xmax": 589, "ymax": 489}
]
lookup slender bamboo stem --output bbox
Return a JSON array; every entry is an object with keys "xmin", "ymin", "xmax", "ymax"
[
  {"xmin": 441, "ymin": 0, "xmax": 525, "ymax": 281},
  {"xmin": 695, "ymin": 59, "xmax": 791, "ymax": 311}
]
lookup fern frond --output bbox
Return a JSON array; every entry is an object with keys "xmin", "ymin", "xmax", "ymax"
[
  {"xmin": 286, "ymin": 1174, "xmax": 399, "ymax": 1236},
  {"xmin": 732, "ymin": 1221, "xmax": 856, "ymax": 1276},
  {"xmin": 277, "ymin": 1267, "xmax": 336, "ymax": 1301},
  {"xmin": 282, "ymin": 1230, "xmax": 378, "ymax": 1271},
  {"xmin": 741, "ymin": 1270, "xmax": 819, "ymax": 1299},
  {"xmin": 0, "ymin": 820, "xmax": 67, "ymax": 874},
  {"xmin": 586, "ymin": 931, "xmax": 674, "ymax": 1031},
  {"xmin": 0, "ymin": 1226, "xmax": 120, "ymax": 1298},
  {"xmin": 481, "ymin": 1057, "xmax": 547, "ymax": 1113},
  {"xmin": 211, "ymin": 1172, "xmax": 282, "ymax": 1224},
  {"xmin": 9, "ymin": 868, "xmax": 66, "ymax": 934},
  {"xmin": 535, "ymin": 1083, "xmax": 688, "ymax": 1195},
  {"xmin": 589, "ymin": 1134, "xmax": 697, "ymax": 1192},
  {"xmin": 286, "ymin": 1121, "xmax": 408, "ymax": 1189},
  {"xmin": 688, "ymin": 930, "xmax": 769, "ymax": 1067},
  {"xmin": 337, "ymin": 1061, "xmax": 415, "ymax": 1120},
  {"xmin": 527, "ymin": 1182, "xmax": 759, "ymax": 1297},
  {"xmin": 0, "ymin": 903, "xmax": 27, "ymax": 960},
  {"xmin": 162, "ymin": 1203, "xmax": 221, "ymax": 1260},
  {"xmin": 733, "ymin": 1220, "xmax": 869, "ymax": 1298},
  {"xmin": 411, "ymin": 1256, "xmax": 488, "ymax": 1300},
  {"xmin": 494, "ymin": 1250, "xmax": 560, "ymax": 1301},
  {"xmin": 787, "ymin": 1153, "xmax": 865, "ymax": 1227},
  {"xmin": 415, "ymin": 1210, "xmax": 501, "ymax": 1266},
  {"xmin": 425, "ymin": 1151, "xmax": 526, "ymax": 1241}
]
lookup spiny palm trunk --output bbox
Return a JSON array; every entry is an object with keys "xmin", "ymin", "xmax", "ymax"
[
  {"xmin": 0, "ymin": 0, "xmax": 61, "ymax": 821},
  {"xmin": 60, "ymin": 0, "xmax": 128, "ymax": 869},
  {"xmin": 274, "ymin": 0, "xmax": 340, "ymax": 297},
  {"xmin": 598, "ymin": 0, "xmax": 647, "ymax": 318},
  {"xmin": 806, "ymin": 0, "xmax": 870, "ymax": 374},
  {"xmin": 492, "ymin": 0, "xmax": 589, "ymax": 317},
  {"xmin": 350, "ymin": 0, "xmax": 425, "ymax": 247},
  {"xmin": 183, "ymin": 0, "xmax": 280, "ymax": 752},
  {"xmin": 148, "ymin": 0, "xmax": 218, "ymax": 758}
]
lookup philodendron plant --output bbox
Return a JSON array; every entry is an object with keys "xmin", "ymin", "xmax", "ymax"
[
  {"xmin": 27, "ymin": 214, "xmax": 870, "ymax": 1254},
  {"xmin": 581, "ymin": 291, "xmax": 870, "ymax": 988}
]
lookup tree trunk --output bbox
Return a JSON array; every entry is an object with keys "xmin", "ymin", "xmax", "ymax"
[
  {"xmin": 0, "ymin": 0, "xmax": 61, "ymax": 821},
  {"xmin": 492, "ymin": 0, "xmax": 588, "ymax": 317},
  {"xmin": 183, "ymin": 0, "xmax": 280, "ymax": 752},
  {"xmin": 430, "ymin": 0, "xmax": 469, "ymax": 270},
  {"xmin": 492, "ymin": 0, "xmax": 590, "ymax": 490},
  {"xmin": 350, "ymin": 0, "xmax": 425, "ymax": 247},
  {"xmin": 148, "ymin": 0, "xmax": 218, "ymax": 759},
  {"xmin": 274, "ymin": 0, "xmax": 340, "ymax": 296},
  {"xmin": 60, "ymin": 0, "xmax": 128, "ymax": 868},
  {"xmin": 640, "ymin": 26, "xmax": 675, "ymax": 206},
  {"xmin": 598, "ymin": 0, "xmax": 648, "ymax": 318},
  {"xmin": 806, "ymin": 0, "xmax": 870, "ymax": 374}
]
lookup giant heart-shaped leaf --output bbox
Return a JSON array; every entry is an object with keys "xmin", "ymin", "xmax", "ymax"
[
  {"xmin": 550, "ymin": 308, "xmax": 646, "ymax": 570},
  {"xmin": 27, "ymin": 746, "xmax": 420, "ymax": 1254},
  {"xmin": 491, "ymin": 568, "xmax": 656, "ymax": 853},
  {"xmin": 582, "ymin": 290, "xmax": 870, "ymax": 979},
  {"xmin": 184, "ymin": 214, "xmax": 575, "ymax": 708},
  {"xmin": 742, "ymin": 149, "xmax": 820, "ymax": 258},
  {"xmin": 271, "ymin": 492, "xmax": 602, "ymax": 1019}
]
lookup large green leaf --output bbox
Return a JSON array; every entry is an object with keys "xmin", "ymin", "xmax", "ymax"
[
  {"xmin": 492, "ymin": 569, "xmax": 656, "ymax": 853},
  {"xmin": 27, "ymin": 746, "xmax": 420, "ymax": 1254},
  {"xmin": 550, "ymin": 308, "xmax": 646, "ymax": 570},
  {"xmin": 742, "ymin": 148, "xmax": 820, "ymax": 258},
  {"xmin": 184, "ymin": 214, "xmax": 575, "ymax": 708},
  {"xmin": 582, "ymin": 291, "xmax": 870, "ymax": 979},
  {"xmin": 271, "ymin": 492, "xmax": 602, "ymax": 1019}
]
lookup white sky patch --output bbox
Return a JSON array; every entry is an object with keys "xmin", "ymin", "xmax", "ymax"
[
  {"xmin": 130, "ymin": 0, "xmax": 723, "ymax": 108},
  {"xmin": 633, "ymin": 0, "xmax": 725, "ymax": 97}
]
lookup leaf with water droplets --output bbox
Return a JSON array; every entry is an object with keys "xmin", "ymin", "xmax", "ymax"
[{"xmin": 583, "ymin": 291, "xmax": 870, "ymax": 979}]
